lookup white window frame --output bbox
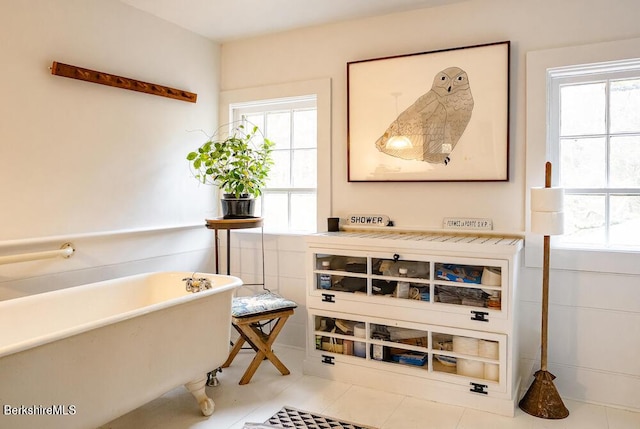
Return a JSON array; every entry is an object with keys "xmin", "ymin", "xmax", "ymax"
[
  {"xmin": 526, "ymin": 38, "xmax": 640, "ymax": 274},
  {"xmin": 231, "ymin": 97, "xmax": 318, "ymax": 233},
  {"xmin": 219, "ymin": 79, "xmax": 331, "ymax": 234},
  {"xmin": 548, "ymin": 66, "xmax": 640, "ymax": 249}
]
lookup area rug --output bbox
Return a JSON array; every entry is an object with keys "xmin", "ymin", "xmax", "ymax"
[{"xmin": 242, "ymin": 405, "xmax": 378, "ymax": 429}]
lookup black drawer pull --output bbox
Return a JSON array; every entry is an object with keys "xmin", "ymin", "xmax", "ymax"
[
  {"xmin": 470, "ymin": 310, "xmax": 489, "ymax": 322},
  {"xmin": 322, "ymin": 293, "xmax": 335, "ymax": 303},
  {"xmin": 470, "ymin": 382, "xmax": 488, "ymax": 394},
  {"xmin": 321, "ymin": 355, "xmax": 335, "ymax": 365}
]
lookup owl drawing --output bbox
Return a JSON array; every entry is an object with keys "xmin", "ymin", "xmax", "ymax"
[{"xmin": 376, "ymin": 66, "xmax": 474, "ymax": 165}]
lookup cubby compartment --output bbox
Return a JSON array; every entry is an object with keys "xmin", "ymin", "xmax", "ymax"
[
  {"xmin": 433, "ymin": 263, "xmax": 503, "ymax": 310},
  {"xmin": 432, "ymin": 332, "xmax": 501, "ymax": 383},
  {"xmin": 371, "ymin": 257, "xmax": 430, "ymax": 279},
  {"xmin": 314, "ymin": 253, "xmax": 368, "ymax": 293},
  {"xmin": 313, "ymin": 315, "xmax": 366, "ymax": 358},
  {"xmin": 370, "ymin": 323, "xmax": 429, "ymax": 369}
]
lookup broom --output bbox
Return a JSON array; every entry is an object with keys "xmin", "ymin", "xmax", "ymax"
[{"xmin": 518, "ymin": 162, "xmax": 569, "ymax": 419}]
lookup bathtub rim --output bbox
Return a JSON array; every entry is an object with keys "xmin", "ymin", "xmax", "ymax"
[{"xmin": 0, "ymin": 271, "xmax": 242, "ymax": 358}]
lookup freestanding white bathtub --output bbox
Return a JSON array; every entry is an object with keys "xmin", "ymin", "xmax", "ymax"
[{"xmin": 0, "ymin": 271, "xmax": 242, "ymax": 429}]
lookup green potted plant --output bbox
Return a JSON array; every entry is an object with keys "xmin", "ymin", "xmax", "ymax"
[{"xmin": 186, "ymin": 123, "xmax": 274, "ymax": 218}]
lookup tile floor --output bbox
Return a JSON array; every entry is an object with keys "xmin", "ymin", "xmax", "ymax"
[{"xmin": 101, "ymin": 346, "xmax": 640, "ymax": 429}]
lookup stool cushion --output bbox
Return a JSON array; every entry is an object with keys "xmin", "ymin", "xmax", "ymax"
[{"xmin": 232, "ymin": 292, "xmax": 297, "ymax": 318}]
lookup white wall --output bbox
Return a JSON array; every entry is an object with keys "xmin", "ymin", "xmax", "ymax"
[
  {"xmin": 220, "ymin": 0, "xmax": 640, "ymax": 411},
  {"xmin": 0, "ymin": 0, "xmax": 220, "ymax": 297}
]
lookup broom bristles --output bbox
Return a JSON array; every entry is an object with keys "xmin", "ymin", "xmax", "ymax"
[{"xmin": 519, "ymin": 370, "xmax": 569, "ymax": 419}]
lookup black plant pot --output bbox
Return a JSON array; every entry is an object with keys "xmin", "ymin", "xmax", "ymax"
[{"xmin": 221, "ymin": 194, "xmax": 256, "ymax": 219}]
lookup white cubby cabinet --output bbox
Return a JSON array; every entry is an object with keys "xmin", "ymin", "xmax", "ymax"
[{"xmin": 303, "ymin": 230, "xmax": 524, "ymax": 416}]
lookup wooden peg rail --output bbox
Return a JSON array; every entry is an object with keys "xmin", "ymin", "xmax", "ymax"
[{"xmin": 50, "ymin": 61, "xmax": 197, "ymax": 103}]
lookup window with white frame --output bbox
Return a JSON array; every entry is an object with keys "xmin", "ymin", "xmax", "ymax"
[
  {"xmin": 548, "ymin": 62, "xmax": 640, "ymax": 250},
  {"xmin": 231, "ymin": 96, "xmax": 318, "ymax": 233}
]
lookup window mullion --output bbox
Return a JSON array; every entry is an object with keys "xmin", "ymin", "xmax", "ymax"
[
  {"xmin": 564, "ymin": 188, "xmax": 640, "ymax": 195},
  {"xmin": 287, "ymin": 191, "xmax": 292, "ymax": 231},
  {"xmin": 288, "ymin": 110, "xmax": 295, "ymax": 229},
  {"xmin": 604, "ymin": 79, "xmax": 612, "ymax": 246},
  {"xmin": 550, "ymin": 78, "xmax": 561, "ymax": 185},
  {"xmin": 289, "ymin": 110, "xmax": 295, "ymax": 189}
]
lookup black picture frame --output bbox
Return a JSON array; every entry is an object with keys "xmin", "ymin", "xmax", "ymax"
[{"xmin": 347, "ymin": 41, "xmax": 510, "ymax": 182}]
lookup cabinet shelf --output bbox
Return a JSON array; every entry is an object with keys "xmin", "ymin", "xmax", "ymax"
[
  {"xmin": 434, "ymin": 279, "xmax": 501, "ymax": 290},
  {"xmin": 370, "ymin": 274, "xmax": 431, "ymax": 285},
  {"xmin": 371, "ymin": 339, "xmax": 428, "ymax": 354},
  {"xmin": 316, "ymin": 269, "xmax": 368, "ymax": 278}
]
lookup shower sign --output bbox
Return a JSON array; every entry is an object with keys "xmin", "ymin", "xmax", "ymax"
[{"xmin": 347, "ymin": 214, "xmax": 391, "ymax": 226}]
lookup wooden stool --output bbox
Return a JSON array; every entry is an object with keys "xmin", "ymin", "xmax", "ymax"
[{"xmin": 222, "ymin": 293, "xmax": 297, "ymax": 385}]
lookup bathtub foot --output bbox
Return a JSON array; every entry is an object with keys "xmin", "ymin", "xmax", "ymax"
[{"xmin": 185, "ymin": 377, "xmax": 215, "ymax": 416}]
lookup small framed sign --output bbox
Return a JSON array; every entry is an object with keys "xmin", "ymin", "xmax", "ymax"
[
  {"xmin": 347, "ymin": 214, "xmax": 391, "ymax": 226},
  {"xmin": 443, "ymin": 217, "xmax": 493, "ymax": 231}
]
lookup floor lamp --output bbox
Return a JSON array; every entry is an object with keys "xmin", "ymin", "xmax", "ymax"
[{"xmin": 519, "ymin": 162, "xmax": 570, "ymax": 419}]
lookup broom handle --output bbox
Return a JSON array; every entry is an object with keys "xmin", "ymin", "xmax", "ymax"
[{"xmin": 541, "ymin": 162, "xmax": 552, "ymax": 371}]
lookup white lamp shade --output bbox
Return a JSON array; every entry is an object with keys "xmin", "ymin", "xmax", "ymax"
[
  {"xmin": 531, "ymin": 187, "xmax": 564, "ymax": 212},
  {"xmin": 531, "ymin": 211, "xmax": 565, "ymax": 235}
]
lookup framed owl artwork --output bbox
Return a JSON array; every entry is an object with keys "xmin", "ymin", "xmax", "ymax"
[{"xmin": 347, "ymin": 41, "xmax": 510, "ymax": 182}]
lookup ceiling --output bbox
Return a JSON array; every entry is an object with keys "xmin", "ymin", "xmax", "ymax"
[{"xmin": 120, "ymin": 0, "xmax": 466, "ymax": 42}]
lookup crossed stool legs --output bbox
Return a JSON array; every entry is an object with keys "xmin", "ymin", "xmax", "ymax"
[{"xmin": 222, "ymin": 308, "xmax": 294, "ymax": 385}]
